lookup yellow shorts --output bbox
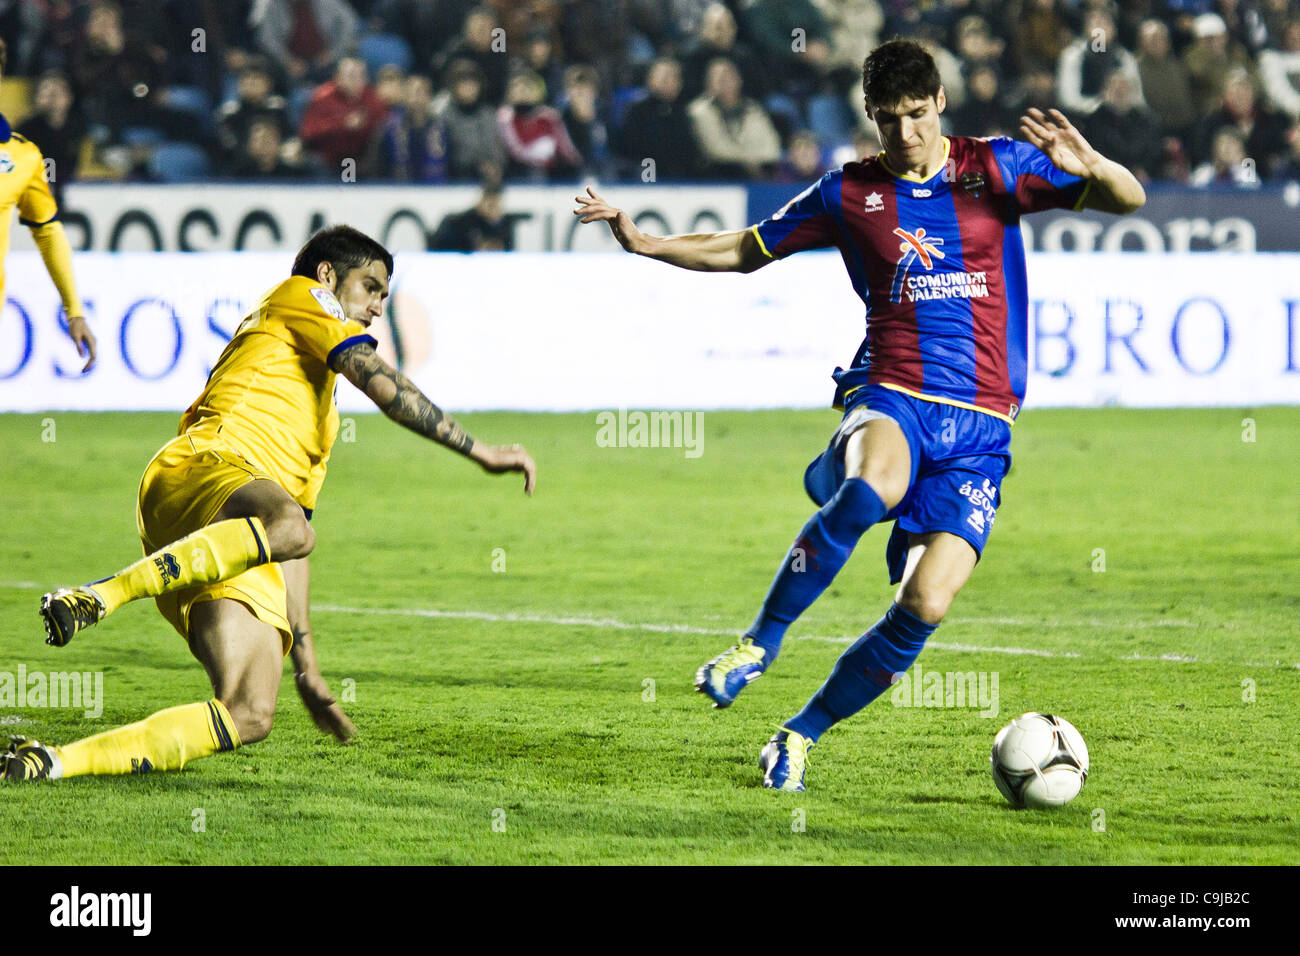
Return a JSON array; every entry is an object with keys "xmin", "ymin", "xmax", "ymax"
[{"xmin": 136, "ymin": 434, "xmax": 293, "ymax": 655}]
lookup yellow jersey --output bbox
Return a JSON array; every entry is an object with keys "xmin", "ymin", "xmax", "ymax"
[
  {"xmin": 0, "ymin": 114, "xmax": 61, "ymax": 305},
  {"xmin": 178, "ymin": 275, "xmax": 376, "ymax": 511}
]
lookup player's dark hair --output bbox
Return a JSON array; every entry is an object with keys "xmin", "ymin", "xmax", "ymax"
[
  {"xmin": 291, "ymin": 225, "xmax": 393, "ymax": 283},
  {"xmin": 862, "ymin": 38, "xmax": 941, "ymax": 109}
]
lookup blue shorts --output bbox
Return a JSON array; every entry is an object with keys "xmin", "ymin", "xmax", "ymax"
[{"xmin": 803, "ymin": 384, "xmax": 1012, "ymax": 584}]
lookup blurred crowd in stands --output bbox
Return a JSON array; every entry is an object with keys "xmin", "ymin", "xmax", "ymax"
[{"xmin": 1, "ymin": 0, "xmax": 1298, "ymax": 190}]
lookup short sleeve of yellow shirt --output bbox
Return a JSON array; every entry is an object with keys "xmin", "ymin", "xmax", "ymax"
[
  {"xmin": 177, "ymin": 276, "xmax": 377, "ymax": 511},
  {"xmin": 255, "ymin": 278, "xmax": 376, "ymax": 370},
  {"xmin": 17, "ymin": 146, "xmax": 59, "ymax": 227}
]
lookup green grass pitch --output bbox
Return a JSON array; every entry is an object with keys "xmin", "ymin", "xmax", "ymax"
[{"xmin": 1, "ymin": 407, "xmax": 1296, "ymax": 865}]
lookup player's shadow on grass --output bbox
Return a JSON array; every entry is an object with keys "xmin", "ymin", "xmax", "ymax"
[
  {"xmin": 906, "ymin": 792, "xmax": 985, "ymax": 805},
  {"xmin": 41, "ymin": 642, "xmax": 210, "ymax": 674}
]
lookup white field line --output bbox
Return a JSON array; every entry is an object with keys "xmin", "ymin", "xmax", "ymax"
[
  {"xmin": 314, "ymin": 603, "xmax": 735, "ymax": 638},
  {"xmin": 0, "ymin": 577, "xmax": 1201, "ymax": 634},
  {"xmin": 312, "ymin": 603, "xmax": 1299, "ymax": 669},
  {"xmin": 957, "ymin": 616, "xmax": 1200, "ymax": 629},
  {"xmin": 0, "ymin": 581, "xmax": 1218, "ymax": 632},
  {"xmin": 1, "ymin": 581, "xmax": 1288, "ymax": 667}
]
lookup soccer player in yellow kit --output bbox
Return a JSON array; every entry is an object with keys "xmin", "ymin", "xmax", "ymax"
[
  {"xmin": 4, "ymin": 225, "xmax": 536, "ymax": 780},
  {"xmin": 0, "ymin": 38, "xmax": 96, "ymax": 369}
]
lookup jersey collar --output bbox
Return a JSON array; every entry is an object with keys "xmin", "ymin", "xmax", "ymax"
[{"xmin": 877, "ymin": 136, "xmax": 950, "ymax": 183}]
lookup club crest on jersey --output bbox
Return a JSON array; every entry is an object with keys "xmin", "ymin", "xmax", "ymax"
[
  {"xmin": 889, "ymin": 227, "xmax": 990, "ymax": 304},
  {"xmin": 864, "ymin": 191, "xmax": 885, "ymax": 213},
  {"xmin": 0, "ymin": 151, "xmax": 14, "ymax": 174},
  {"xmin": 960, "ymin": 172, "xmax": 985, "ymax": 198},
  {"xmin": 310, "ymin": 287, "xmax": 347, "ymax": 321}
]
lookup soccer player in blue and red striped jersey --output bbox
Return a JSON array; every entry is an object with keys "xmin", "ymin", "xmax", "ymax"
[{"xmin": 575, "ymin": 38, "xmax": 1145, "ymax": 792}]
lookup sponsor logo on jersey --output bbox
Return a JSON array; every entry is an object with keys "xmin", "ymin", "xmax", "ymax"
[
  {"xmin": 864, "ymin": 191, "xmax": 885, "ymax": 212},
  {"xmin": 310, "ymin": 286, "xmax": 347, "ymax": 321},
  {"xmin": 912, "ymin": 188, "xmax": 932, "ymax": 198},
  {"xmin": 0, "ymin": 151, "xmax": 13, "ymax": 174},
  {"xmin": 895, "ymin": 226, "xmax": 944, "ymax": 268},
  {"xmin": 889, "ymin": 226, "xmax": 990, "ymax": 304}
]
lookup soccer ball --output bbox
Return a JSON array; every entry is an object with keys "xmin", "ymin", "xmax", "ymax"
[{"xmin": 990, "ymin": 712, "xmax": 1089, "ymax": 809}]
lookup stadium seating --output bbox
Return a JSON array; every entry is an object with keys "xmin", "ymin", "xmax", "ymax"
[
  {"xmin": 148, "ymin": 142, "xmax": 211, "ymax": 183},
  {"xmin": 287, "ymin": 85, "xmax": 315, "ymax": 131},
  {"xmin": 122, "ymin": 127, "xmax": 166, "ymax": 147},
  {"xmin": 359, "ymin": 33, "xmax": 414, "ymax": 76},
  {"xmin": 161, "ymin": 85, "xmax": 215, "ymax": 137}
]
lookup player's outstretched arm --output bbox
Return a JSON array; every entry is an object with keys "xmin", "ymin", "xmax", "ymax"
[
  {"xmin": 1019, "ymin": 107, "xmax": 1146, "ymax": 215},
  {"xmin": 30, "ymin": 220, "xmax": 97, "ymax": 371},
  {"xmin": 334, "ymin": 341, "xmax": 537, "ymax": 494},
  {"xmin": 573, "ymin": 187, "xmax": 771, "ymax": 273}
]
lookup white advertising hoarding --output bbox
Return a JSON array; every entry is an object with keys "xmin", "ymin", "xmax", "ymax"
[
  {"xmin": 8, "ymin": 184, "xmax": 748, "ymax": 254},
  {"xmin": 1, "ymin": 252, "xmax": 1297, "ymax": 412}
]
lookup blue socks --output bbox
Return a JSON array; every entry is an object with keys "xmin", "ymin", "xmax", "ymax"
[
  {"xmin": 785, "ymin": 603, "xmax": 938, "ymax": 742},
  {"xmin": 747, "ymin": 478, "xmax": 888, "ymax": 663},
  {"xmin": 741, "ymin": 478, "xmax": 936, "ymax": 742}
]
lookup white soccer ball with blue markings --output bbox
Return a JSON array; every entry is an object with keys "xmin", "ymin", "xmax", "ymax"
[{"xmin": 990, "ymin": 712, "xmax": 1089, "ymax": 809}]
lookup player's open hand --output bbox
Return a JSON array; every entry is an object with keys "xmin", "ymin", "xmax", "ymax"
[
  {"xmin": 1019, "ymin": 108, "xmax": 1101, "ymax": 179},
  {"xmin": 573, "ymin": 187, "xmax": 643, "ymax": 254},
  {"xmin": 295, "ymin": 671, "xmax": 356, "ymax": 743},
  {"xmin": 66, "ymin": 316, "xmax": 97, "ymax": 372},
  {"xmin": 473, "ymin": 443, "xmax": 537, "ymax": 495}
]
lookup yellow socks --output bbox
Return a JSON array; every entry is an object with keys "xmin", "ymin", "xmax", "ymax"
[
  {"xmin": 55, "ymin": 699, "xmax": 241, "ymax": 776},
  {"xmin": 90, "ymin": 517, "xmax": 270, "ymax": 615}
]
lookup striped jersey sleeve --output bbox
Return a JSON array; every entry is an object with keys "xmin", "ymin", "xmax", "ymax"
[
  {"xmin": 752, "ymin": 173, "xmax": 841, "ymax": 258},
  {"xmin": 989, "ymin": 138, "xmax": 1089, "ymax": 215}
]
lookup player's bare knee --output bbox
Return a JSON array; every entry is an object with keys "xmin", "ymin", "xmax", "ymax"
[
  {"xmin": 856, "ymin": 464, "xmax": 908, "ymax": 511},
  {"xmin": 294, "ymin": 519, "xmax": 316, "ymax": 557},
  {"xmin": 263, "ymin": 508, "xmax": 314, "ymax": 561},
  {"xmin": 845, "ymin": 421, "xmax": 911, "ymax": 509},
  {"xmin": 225, "ymin": 697, "xmax": 275, "ymax": 744},
  {"xmin": 898, "ymin": 585, "xmax": 952, "ymax": 626}
]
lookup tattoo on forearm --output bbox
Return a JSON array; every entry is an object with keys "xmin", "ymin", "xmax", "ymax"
[{"xmin": 337, "ymin": 346, "xmax": 475, "ymax": 454}]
